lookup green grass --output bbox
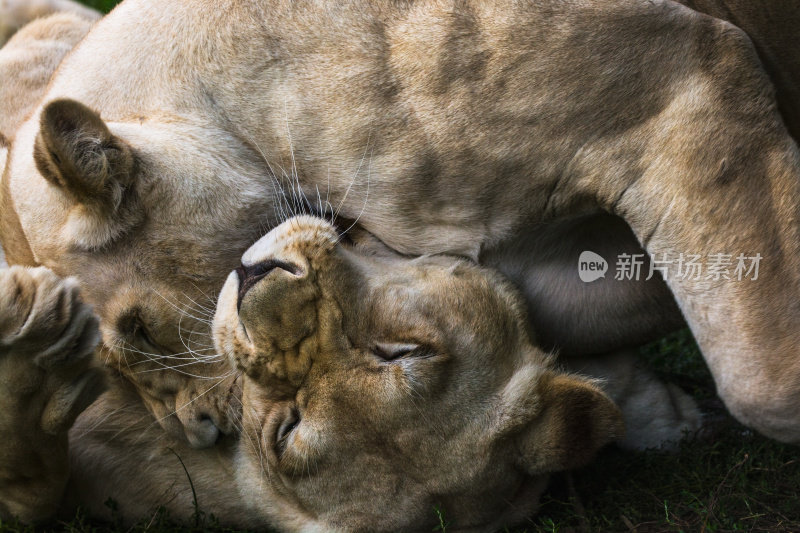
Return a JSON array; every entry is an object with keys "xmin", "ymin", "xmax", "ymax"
[
  {"xmin": 521, "ymin": 330, "xmax": 800, "ymax": 533},
  {"xmin": 76, "ymin": 0, "xmax": 120, "ymax": 13}
]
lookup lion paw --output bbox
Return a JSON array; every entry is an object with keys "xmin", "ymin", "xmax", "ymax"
[
  {"xmin": 0, "ymin": 267, "xmax": 105, "ymax": 522},
  {"xmin": 0, "ymin": 266, "xmax": 105, "ymax": 435}
]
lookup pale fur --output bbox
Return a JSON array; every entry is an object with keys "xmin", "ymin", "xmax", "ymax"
[
  {"xmin": 0, "ymin": 7, "xmax": 97, "ymax": 269},
  {"xmin": 0, "ymin": 11, "xmax": 98, "ymax": 139},
  {"xmin": 3, "ymin": 0, "xmax": 799, "ymax": 446},
  {"xmin": 0, "ymin": 0, "xmax": 99, "ymax": 45},
  {"xmin": 0, "ymin": 0, "xmax": 800, "ymax": 526}
]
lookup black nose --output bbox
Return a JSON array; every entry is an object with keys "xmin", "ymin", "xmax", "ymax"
[{"xmin": 236, "ymin": 259, "xmax": 302, "ymax": 311}]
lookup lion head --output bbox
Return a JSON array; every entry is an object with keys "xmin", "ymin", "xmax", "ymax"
[
  {"xmin": 213, "ymin": 216, "xmax": 623, "ymax": 531},
  {"xmin": 2, "ymin": 98, "xmax": 282, "ymax": 447}
]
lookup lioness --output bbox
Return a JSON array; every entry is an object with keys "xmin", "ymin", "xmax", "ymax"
[
  {"xmin": 4, "ymin": 0, "xmax": 800, "ymax": 444},
  {"xmin": 4, "ymin": 0, "xmax": 793, "ymax": 524},
  {"xmin": 0, "ymin": 217, "xmax": 624, "ymax": 530}
]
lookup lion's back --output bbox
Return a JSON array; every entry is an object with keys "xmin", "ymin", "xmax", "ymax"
[{"xmin": 0, "ymin": 12, "xmax": 96, "ymax": 140}]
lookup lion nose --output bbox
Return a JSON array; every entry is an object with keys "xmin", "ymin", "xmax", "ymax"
[{"xmin": 236, "ymin": 259, "xmax": 303, "ymax": 311}]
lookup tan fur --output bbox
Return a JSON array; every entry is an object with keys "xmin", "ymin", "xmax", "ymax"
[
  {"xmin": 0, "ymin": 221, "xmax": 623, "ymax": 530},
  {"xmin": 209, "ymin": 216, "xmax": 623, "ymax": 530},
  {"xmin": 2, "ymin": 0, "xmax": 800, "ymax": 526}
]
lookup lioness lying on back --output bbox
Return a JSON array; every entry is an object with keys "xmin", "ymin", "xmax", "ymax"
[{"xmin": 0, "ymin": 216, "xmax": 624, "ymax": 530}]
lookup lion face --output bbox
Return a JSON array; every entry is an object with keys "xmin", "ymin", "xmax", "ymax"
[
  {"xmin": 3, "ymin": 99, "xmax": 281, "ymax": 447},
  {"xmin": 213, "ymin": 216, "xmax": 623, "ymax": 531}
]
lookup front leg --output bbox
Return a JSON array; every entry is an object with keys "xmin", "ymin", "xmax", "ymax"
[
  {"xmin": 0, "ymin": 266, "xmax": 104, "ymax": 523},
  {"xmin": 595, "ymin": 22, "xmax": 800, "ymax": 442}
]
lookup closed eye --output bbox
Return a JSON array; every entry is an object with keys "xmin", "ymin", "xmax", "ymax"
[
  {"xmin": 276, "ymin": 408, "xmax": 300, "ymax": 456},
  {"xmin": 118, "ymin": 311, "xmax": 161, "ymax": 351},
  {"xmin": 371, "ymin": 342, "xmax": 428, "ymax": 361},
  {"xmin": 135, "ymin": 321, "xmax": 158, "ymax": 348}
]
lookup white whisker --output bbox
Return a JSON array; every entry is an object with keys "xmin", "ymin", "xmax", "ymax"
[
  {"xmin": 335, "ymin": 132, "xmax": 372, "ymax": 222},
  {"xmin": 338, "ymin": 145, "xmax": 372, "ymax": 241}
]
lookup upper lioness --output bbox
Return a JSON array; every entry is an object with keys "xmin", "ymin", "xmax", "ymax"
[
  {"xmin": 0, "ymin": 217, "xmax": 623, "ymax": 530},
  {"xmin": 3, "ymin": 0, "xmax": 800, "ymax": 455}
]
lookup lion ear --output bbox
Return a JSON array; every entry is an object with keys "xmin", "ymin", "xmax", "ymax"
[
  {"xmin": 34, "ymin": 99, "xmax": 134, "ymax": 210},
  {"xmin": 34, "ymin": 99, "xmax": 141, "ymax": 249},
  {"xmin": 503, "ymin": 369, "xmax": 624, "ymax": 474}
]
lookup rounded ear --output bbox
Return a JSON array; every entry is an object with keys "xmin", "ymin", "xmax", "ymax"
[
  {"xmin": 34, "ymin": 98, "xmax": 134, "ymax": 210},
  {"xmin": 505, "ymin": 370, "xmax": 624, "ymax": 474},
  {"xmin": 33, "ymin": 99, "xmax": 141, "ymax": 249}
]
